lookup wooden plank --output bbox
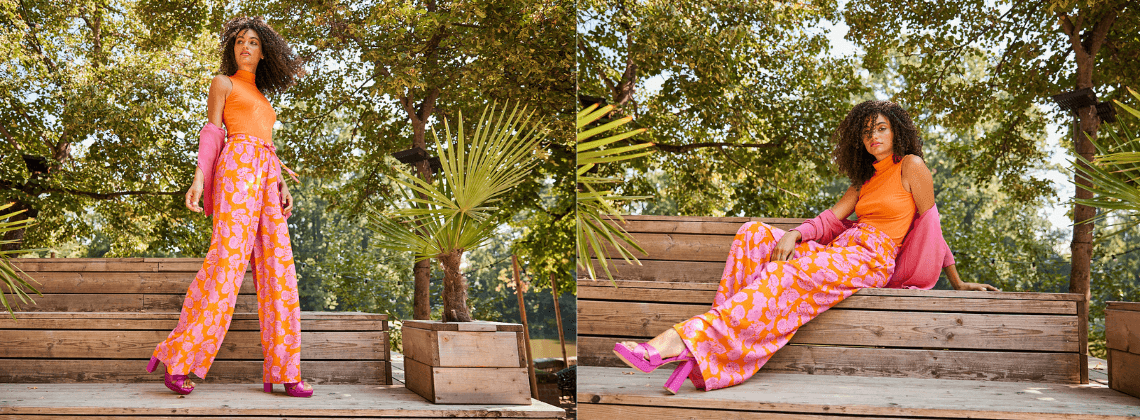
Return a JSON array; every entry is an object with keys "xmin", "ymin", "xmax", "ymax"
[
  {"xmin": 0, "ymin": 383, "xmax": 562, "ymax": 418},
  {"xmin": 578, "ymin": 337, "xmax": 1082, "ymax": 383},
  {"xmin": 0, "ymin": 311, "xmax": 386, "ymax": 321},
  {"xmin": 436, "ymin": 331, "xmax": 522, "ymax": 368},
  {"xmin": 601, "ymin": 232, "xmax": 736, "ymax": 262},
  {"xmin": 580, "ymin": 404, "xmax": 906, "ymax": 419},
  {"xmin": 608, "ymin": 219, "xmax": 805, "ymax": 235},
  {"xmin": 402, "ymin": 320, "xmax": 523, "ymax": 332},
  {"xmin": 578, "ymin": 301, "xmax": 1080, "ymax": 352},
  {"xmin": 579, "ymin": 285, "xmax": 1078, "ymax": 314},
  {"xmin": 429, "ymin": 365, "xmax": 531, "ymax": 404},
  {"xmin": 1109, "ymin": 349, "xmax": 1140, "ymax": 399},
  {"xmin": 404, "ymin": 357, "xmax": 437, "ymax": 403},
  {"xmin": 0, "ymin": 330, "xmax": 387, "ymax": 360},
  {"xmin": 577, "ymin": 366, "xmax": 1140, "ymax": 419},
  {"xmin": 11, "ymin": 259, "xmax": 152, "ymax": 272},
  {"xmin": 1107, "ymin": 301, "xmax": 1140, "ymax": 312},
  {"xmin": 401, "ymin": 326, "xmax": 439, "ymax": 365},
  {"xmin": 577, "ymin": 279, "xmax": 1084, "ymax": 301},
  {"xmin": 0, "ymin": 317, "xmax": 387, "ymax": 332},
  {"xmin": 1105, "ymin": 307, "xmax": 1140, "ymax": 353},
  {"xmin": 0, "ymin": 360, "xmax": 389, "ymax": 384},
  {"xmin": 13, "ymin": 272, "xmax": 256, "ymax": 294},
  {"xmin": 580, "ymin": 259, "xmax": 727, "ymax": 283},
  {"xmin": 11, "ymin": 258, "xmax": 252, "ymax": 273},
  {"xmin": 11, "ymin": 294, "xmax": 260, "ymax": 312}
]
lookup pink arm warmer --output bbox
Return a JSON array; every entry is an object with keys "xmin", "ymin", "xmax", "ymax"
[{"xmin": 791, "ymin": 209, "xmax": 851, "ymax": 244}]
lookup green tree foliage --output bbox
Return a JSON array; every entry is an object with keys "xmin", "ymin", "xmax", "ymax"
[
  {"xmin": 845, "ymin": 0, "xmax": 1140, "ymax": 200},
  {"xmin": 284, "ymin": 176, "xmax": 414, "ymax": 316},
  {"xmin": 252, "ymin": 0, "xmax": 575, "ymax": 318},
  {"xmin": 578, "ymin": 0, "xmax": 865, "ymax": 218},
  {"xmin": 844, "ymin": 0, "xmax": 1140, "ymax": 308},
  {"xmin": 1, "ymin": 0, "xmax": 224, "ymax": 255}
]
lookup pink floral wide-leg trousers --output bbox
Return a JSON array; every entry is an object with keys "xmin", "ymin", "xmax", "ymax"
[
  {"xmin": 152, "ymin": 134, "xmax": 303, "ymax": 384},
  {"xmin": 673, "ymin": 221, "xmax": 898, "ymax": 391}
]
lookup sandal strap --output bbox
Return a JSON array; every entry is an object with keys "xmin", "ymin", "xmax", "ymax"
[{"xmin": 639, "ymin": 343, "xmax": 662, "ymax": 364}]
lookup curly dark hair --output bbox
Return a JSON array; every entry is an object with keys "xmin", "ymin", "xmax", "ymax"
[
  {"xmin": 832, "ymin": 100, "xmax": 923, "ymax": 187},
  {"xmin": 218, "ymin": 16, "xmax": 303, "ymax": 96}
]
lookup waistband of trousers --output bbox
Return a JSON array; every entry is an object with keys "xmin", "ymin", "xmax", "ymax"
[
  {"xmin": 226, "ymin": 133, "xmax": 274, "ymax": 148},
  {"xmin": 224, "ymin": 134, "xmax": 299, "ymax": 182}
]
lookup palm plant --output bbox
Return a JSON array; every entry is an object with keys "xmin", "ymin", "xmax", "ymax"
[
  {"xmin": 366, "ymin": 103, "xmax": 545, "ymax": 322},
  {"xmin": 1, "ymin": 203, "xmax": 42, "ymax": 318},
  {"xmin": 1073, "ymin": 87, "xmax": 1140, "ymax": 237},
  {"xmin": 577, "ymin": 103, "xmax": 655, "ymax": 281}
]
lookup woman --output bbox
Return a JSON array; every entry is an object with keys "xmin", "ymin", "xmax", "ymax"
[
  {"xmin": 145, "ymin": 16, "xmax": 311, "ymax": 397},
  {"xmin": 614, "ymin": 100, "xmax": 998, "ymax": 393}
]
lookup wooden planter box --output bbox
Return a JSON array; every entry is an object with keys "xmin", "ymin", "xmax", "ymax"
[
  {"xmin": 402, "ymin": 320, "xmax": 531, "ymax": 405},
  {"xmin": 1106, "ymin": 301, "xmax": 1140, "ymax": 398}
]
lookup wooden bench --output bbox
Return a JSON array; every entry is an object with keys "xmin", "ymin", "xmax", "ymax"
[
  {"xmin": 1, "ymin": 258, "xmax": 391, "ymax": 385},
  {"xmin": 577, "ymin": 215, "xmax": 1087, "ymax": 384}
]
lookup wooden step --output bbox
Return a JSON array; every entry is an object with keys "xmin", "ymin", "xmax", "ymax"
[
  {"xmin": 578, "ymin": 366, "xmax": 1140, "ymax": 419},
  {"xmin": 0, "ymin": 312, "xmax": 391, "ymax": 385},
  {"xmin": 10, "ymin": 259, "xmax": 261, "ymax": 313},
  {"xmin": 0, "ymin": 383, "xmax": 565, "ymax": 418}
]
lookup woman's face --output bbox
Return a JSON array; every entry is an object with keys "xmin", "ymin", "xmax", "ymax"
[
  {"xmin": 233, "ymin": 29, "xmax": 263, "ymax": 71},
  {"xmin": 862, "ymin": 113, "xmax": 894, "ymax": 162}
]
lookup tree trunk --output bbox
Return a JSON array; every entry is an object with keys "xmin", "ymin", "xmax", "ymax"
[
  {"xmin": 1, "ymin": 200, "xmax": 37, "ymax": 253},
  {"xmin": 438, "ymin": 250, "xmax": 472, "ymax": 322},
  {"xmin": 1058, "ymin": 7, "xmax": 1118, "ymax": 351},
  {"xmin": 1070, "ymin": 105, "xmax": 1098, "ymax": 293},
  {"xmin": 403, "ymin": 90, "xmax": 440, "ymax": 320}
]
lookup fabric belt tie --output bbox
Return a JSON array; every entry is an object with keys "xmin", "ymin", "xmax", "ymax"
[{"xmin": 227, "ymin": 134, "xmax": 299, "ymax": 183}]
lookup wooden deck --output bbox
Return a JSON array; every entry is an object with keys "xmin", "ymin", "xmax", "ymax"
[
  {"xmin": 577, "ymin": 362, "xmax": 1140, "ymax": 419},
  {"xmin": 0, "ymin": 383, "xmax": 566, "ymax": 418}
]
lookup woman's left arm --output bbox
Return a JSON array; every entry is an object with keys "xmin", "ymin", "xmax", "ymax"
[
  {"xmin": 901, "ymin": 155, "xmax": 935, "ymax": 214},
  {"xmin": 902, "ymin": 155, "xmax": 999, "ymax": 291}
]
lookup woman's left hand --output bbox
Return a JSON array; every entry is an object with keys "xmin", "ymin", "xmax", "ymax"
[
  {"xmin": 943, "ymin": 265, "xmax": 999, "ymax": 291},
  {"xmin": 280, "ymin": 183, "xmax": 294, "ymax": 216},
  {"xmin": 954, "ymin": 281, "xmax": 1000, "ymax": 292}
]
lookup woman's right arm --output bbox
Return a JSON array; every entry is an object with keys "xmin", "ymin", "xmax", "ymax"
[
  {"xmin": 771, "ymin": 186, "xmax": 858, "ymax": 262},
  {"xmin": 185, "ymin": 76, "xmax": 231, "ymax": 212},
  {"xmin": 829, "ymin": 186, "xmax": 858, "ymax": 220}
]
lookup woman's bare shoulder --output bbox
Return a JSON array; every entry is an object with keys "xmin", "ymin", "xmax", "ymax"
[{"xmin": 209, "ymin": 75, "xmax": 233, "ymax": 97}]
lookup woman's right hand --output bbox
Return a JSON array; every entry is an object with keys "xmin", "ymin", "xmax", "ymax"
[
  {"xmin": 770, "ymin": 230, "xmax": 802, "ymax": 263},
  {"xmin": 185, "ymin": 168, "xmax": 205, "ymax": 213}
]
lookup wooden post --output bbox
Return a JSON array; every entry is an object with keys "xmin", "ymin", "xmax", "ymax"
[
  {"xmin": 551, "ymin": 273, "xmax": 568, "ymax": 369},
  {"xmin": 512, "ymin": 255, "xmax": 539, "ymax": 399}
]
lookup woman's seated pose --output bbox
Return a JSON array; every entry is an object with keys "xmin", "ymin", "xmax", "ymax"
[{"xmin": 614, "ymin": 100, "xmax": 998, "ymax": 394}]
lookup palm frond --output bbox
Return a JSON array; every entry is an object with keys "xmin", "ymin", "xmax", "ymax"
[
  {"xmin": 576, "ymin": 103, "xmax": 656, "ymax": 282},
  {"xmin": 0, "ymin": 203, "xmax": 44, "ymax": 318},
  {"xmin": 367, "ymin": 103, "xmax": 545, "ymax": 262},
  {"xmin": 1070, "ymin": 87, "xmax": 1140, "ymax": 244}
]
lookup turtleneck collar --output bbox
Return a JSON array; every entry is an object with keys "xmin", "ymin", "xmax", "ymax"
[
  {"xmin": 232, "ymin": 69, "xmax": 256, "ymax": 85},
  {"xmin": 873, "ymin": 155, "xmax": 897, "ymax": 173}
]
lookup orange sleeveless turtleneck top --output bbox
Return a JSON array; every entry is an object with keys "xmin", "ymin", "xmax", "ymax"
[
  {"xmin": 222, "ymin": 70, "xmax": 276, "ymax": 141},
  {"xmin": 855, "ymin": 156, "xmax": 917, "ymax": 245}
]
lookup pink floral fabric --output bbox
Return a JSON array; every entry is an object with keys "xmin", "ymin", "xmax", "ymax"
[
  {"xmin": 673, "ymin": 221, "xmax": 898, "ymax": 391},
  {"xmin": 153, "ymin": 134, "xmax": 302, "ymax": 384}
]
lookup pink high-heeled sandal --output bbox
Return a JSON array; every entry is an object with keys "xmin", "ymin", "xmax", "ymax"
[
  {"xmin": 612, "ymin": 342, "xmax": 693, "ymax": 373},
  {"xmin": 688, "ymin": 363, "xmax": 706, "ymax": 391},
  {"xmin": 264, "ymin": 381, "xmax": 314, "ymax": 397},
  {"xmin": 146, "ymin": 356, "xmax": 195, "ymax": 395}
]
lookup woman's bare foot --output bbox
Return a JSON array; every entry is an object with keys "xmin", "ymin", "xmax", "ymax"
[{"xmin": 619, "ymin": 328, "xmax": 687, "ymax": 360}]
